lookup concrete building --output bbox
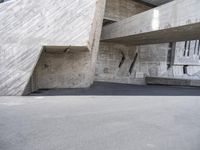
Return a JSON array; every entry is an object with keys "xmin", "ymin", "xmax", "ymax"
[{"xmin": 0, "ymin": 0, "xmax": 200, "ymax": 95}]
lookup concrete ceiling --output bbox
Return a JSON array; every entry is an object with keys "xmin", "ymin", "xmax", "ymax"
[{"xmin": 139, "ymin": 0, "xmax": 173, "ymax": 6}]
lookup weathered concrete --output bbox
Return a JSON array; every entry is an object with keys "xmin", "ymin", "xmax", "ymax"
[
  {"xmin": 140, "ymin": 0, "xmax": 173, "ymax": 6},
  {"xmin": 95, "ymin": 42, "xmax": 169, "ymax": 84},
  {"xmin": 0, "ymin": 0, "xmax": 106, "ymax": 95},
  {"xmin": 104, "ymin": 0, "xmax": 150, "ymax": 21},
  {"xmin": 101, "ymin": 0, "xmax": 200, "ymax": 45},
  {"xmin": 1, "ymin": 96, "xmax": 200, "ymax": 150},
  {"xmin": 172, "ymin": 40, "xmax": 200, "ymax": 66},
  {"xmin": 28, "ymin": 0, "xmax": 106, "ymax": 92},
  {"xmin": 146, "ymin": 76, "xmax": 200, "ymax": 87},
  {"xmin": 95, "ymin": 42, "xmax": 140, "ymax": 84},
  {"xmin": 96, "ymin": 1, "xmax": 166, "ymax": 85},
  {"xmin": 31, "ymin": 51, "xmax": 94, "ymax": 90}
]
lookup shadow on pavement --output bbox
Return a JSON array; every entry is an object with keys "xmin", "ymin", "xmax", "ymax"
[{"xmin": 29, "ymin": 82, "xmax": 200, "ymax": 96}]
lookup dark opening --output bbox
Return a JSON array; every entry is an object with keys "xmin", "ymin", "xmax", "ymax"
[
  {"xmin": 183, "ymin": 41, "xmax": 187, "ymax": 56},
  {"xmin": 119, "ymin": 51, "xmax": 125, "ymax": 68},
  {"xmin": 183, "ymin": 65, "xmax": 188, "ymax": 74},
  {"xmin": 129, "ymin": 53, "xmax": 138, "ymax": 74}
]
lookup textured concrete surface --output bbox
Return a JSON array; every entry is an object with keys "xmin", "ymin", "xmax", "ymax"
[
  {"xmin": 95, "ymin": 42, "xmax": 169, "ymax": 84},
  {"xmin": 0, "ymin": 96, "xmax": 200, "ymax": 150},
  {"xmin": 173, "ymin": 40, "xmax": 200, "ymax": 66},
  {"xmin": 104, "ymin": 0, "xmax": 150, "ymax": 21},
  {"xmin": 1, "ymin": 0, "xmax": 200, "ymax": 96},
  {"xmin": 95, "ymin": 40, "xmax": 200, "ymax": 85},
  {"xmin": 146, "ymin": 76, "xmax": 200, "ymax": 86},
  {"xmin": 140, "ymin": 0, "xmax": 173, "ymax": 6},
  {"xmin": 29, "ymin": 0, "xmax": 106, "ymax": 92},
  {"xmin": 101, "ymin": 0, "xmax": 200, "ymax": 45},
  {"xmin": 0, "ymin": 0, "xmax": 106, "ymax": 95},
  {"xmin": 30, "ymin": 82, "xmax": 200, "ymax": 96}
]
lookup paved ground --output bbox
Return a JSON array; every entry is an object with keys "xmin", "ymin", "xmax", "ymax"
[
  {"xmin": 0, "ymin": 96, "xmax": 200, "ymax": 150},
  {"xmin": 30, "ymin": 82, "xmax": 200, "ymax": 96}
]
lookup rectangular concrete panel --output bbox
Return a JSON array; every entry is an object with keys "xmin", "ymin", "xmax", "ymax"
[
  {"xmin": 0, "ymin": 0, "xmax": 106, "ymax": 95},
  {"xmin": 101, "ymin": 0, "xmax": 200, "ymax": 45},
  {"xmin": 172, "ymin": 40, "xmax": 200, "ymax": 66}
]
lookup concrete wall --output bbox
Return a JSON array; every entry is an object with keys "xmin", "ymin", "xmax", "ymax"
[
  {"xmin": 29, "ymin": 0, "xmax": 106, "ymax": 92},
  {"xmin": 30, "ymin": 0, "xmax": 200, "ymax": 90},
  {"xmin": 0, "ymin": 0, "xmax": 106, "ymax": 95},
  {"xmin": 95, "ymin": 0, "xmax": 169, "ymax": 85},
  {"xmin": 95, "ymin": 42, "xmax": 141, "ymax": 84},
  {"xmin": 95, "ymin": 42, "xmax": 169, "ymax": 84},
  {"xmin": 95, "ymin": 40, "xmax": 200, "ymax": 85},
  {"xmin": 173, "ymin": 40, "xmax": 200, "ymax": 66},
  {"xmin": 104, "ymin": 0, "xmax": 151, "ymax": 21},
  {"xmin": 29, "ymin": 0, "xmax": 151, "ymax": 91},
  {"xmin": 161, "ymin": 40, "xmax": 200, "ymax": 79},
  {"xmin": 96, "ymin": 0, "xmax": 200, "ymax": 86},
  {"xmin": 32, "ymin": 51, "xmax": 91, "ymax": 90}
]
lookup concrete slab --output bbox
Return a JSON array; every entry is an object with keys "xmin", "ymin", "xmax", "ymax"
[
  {"xmin": 101, "ymin": 0, "xmax": 200, "ymax": 45},
  {"xmin": 0, "ymin": 96, "xmax": 200, "ymax": 150},
  {"xmin": 0, "ymin": 0, "xmax": 106, "ymax": 95},
  {"xmin": 146, "ymin": 76, "xmax": 200, "ymax": 87}
]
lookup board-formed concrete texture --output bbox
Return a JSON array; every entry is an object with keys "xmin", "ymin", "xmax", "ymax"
[
  {"xmin": 104, "ymin": 0, "xmax": 151, "ymax": 21},
  {"xmin": 172, "ymin": 40, "xmax": 200, "ymax": 66},
  {"xmin": 0, "ymin": 0, "xmax": 106, "ymax": 95},
  {"xmin": 96, "ymin": 42, "xmax": 170, "ymax": 84},
  {"xmin": 101, "ymin": 0, "xmax": 200, "ymax": 45}
]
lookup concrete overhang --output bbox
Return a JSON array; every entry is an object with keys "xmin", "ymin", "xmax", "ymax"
[
  {"xmin": 101, "ymin": 0, "xmax": 200, "ymax": 45},
  {"xmin": 139, "ymin": 0, "xmax": 173, "ymax": 6}
]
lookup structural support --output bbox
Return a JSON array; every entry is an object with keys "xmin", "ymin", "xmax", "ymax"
[
  {"xmin": 0, "ymin": 0, "xmax": 106, "ymax": 95},
  {"xmin": 101, "ymin": 0, "xmax": 200, "ymax": 45}
]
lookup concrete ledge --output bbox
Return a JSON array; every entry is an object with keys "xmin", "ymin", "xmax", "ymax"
[
  {"xmin": 146, "ymin": 77, "xmax": 200, "ymax": 87},
  {"xmin": 101, "ymin": 0, "xmax": 200, "ymax": 45}
]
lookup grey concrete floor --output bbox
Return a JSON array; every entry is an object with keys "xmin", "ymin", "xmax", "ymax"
[
  {"xmin": 30, "ymin": 82, "xmax": 200, "ymax": 96},
  {"xmin": 0, "ymin": 96, "xmax": 200, "ymax": 150}
]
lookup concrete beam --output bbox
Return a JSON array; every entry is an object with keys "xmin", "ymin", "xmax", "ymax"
[
  {"xmin": 0, "ymin": 0, "xmax": 106, "ymax": 95},
  {"xmin": 101, "ymin": 0, "xmax": 200, "ymax": 45}
]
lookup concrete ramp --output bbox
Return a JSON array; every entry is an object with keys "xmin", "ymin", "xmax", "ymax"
[
  {"xmin": 0, "ymin": 0, "xmax": 106, "ymax": 95},
  {"xmin": 101, "ymin": 0, "xmax": 200, "ymax": 45}
]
